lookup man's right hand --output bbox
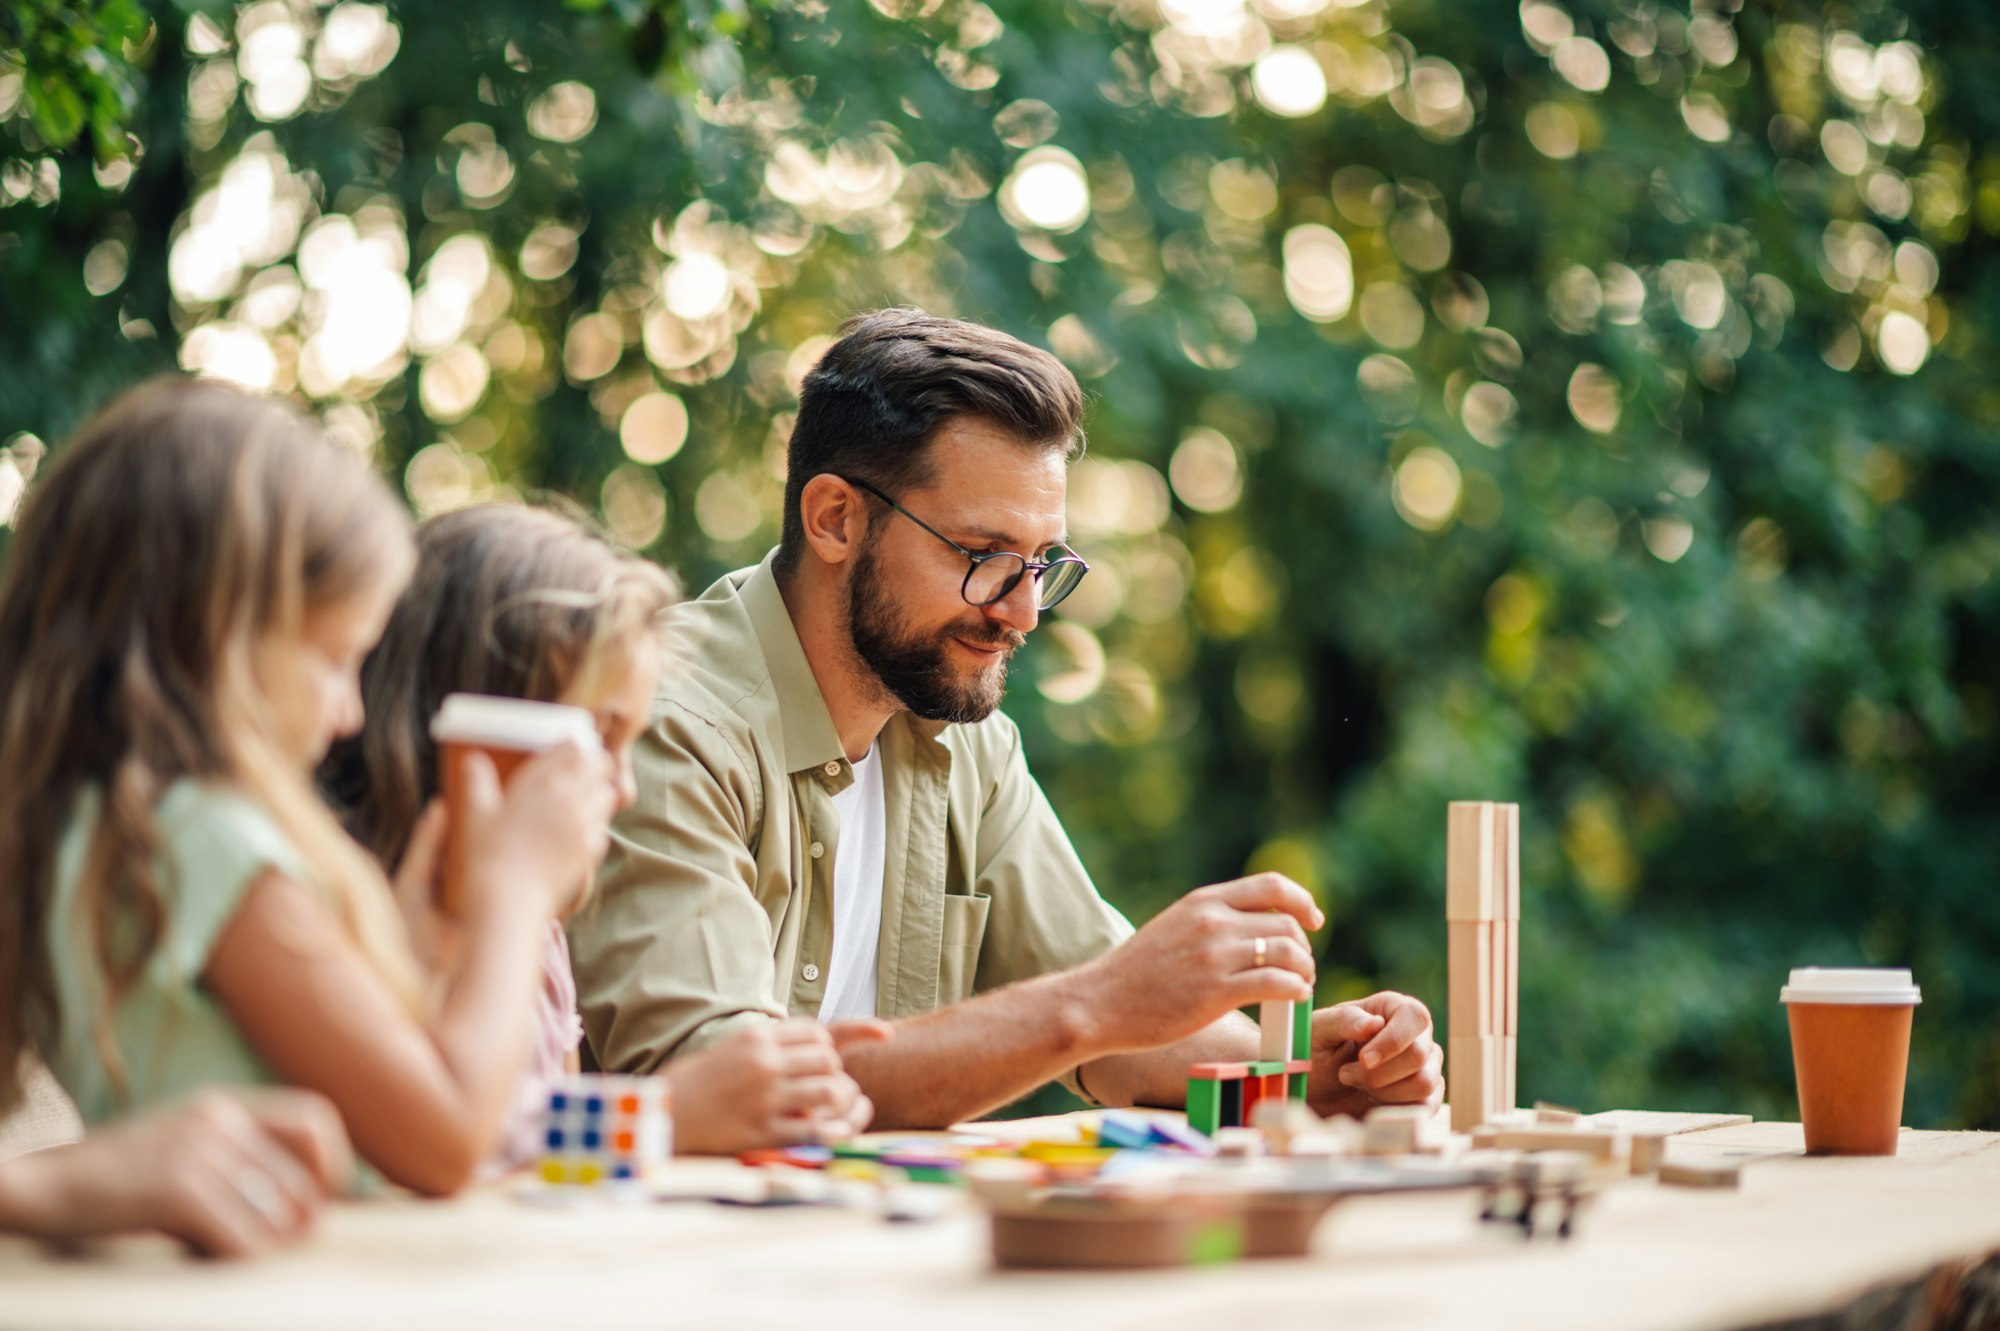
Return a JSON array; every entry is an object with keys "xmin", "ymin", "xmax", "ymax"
[{"xmin": 1074, "ymin": 873, "xmax": 1320, "ymax": 1052}]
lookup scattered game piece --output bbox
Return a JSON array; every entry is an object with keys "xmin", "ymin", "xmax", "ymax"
[
  {"xmin": 536, "ymin": 1074, "xmax": 670, "ymax": 1187},
  {"xmin": 1659, "ymin": 1160, "xmax": 1743, "ymax": 1189}
]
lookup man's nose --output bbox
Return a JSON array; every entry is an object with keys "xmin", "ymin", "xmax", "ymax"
[{"xmin": 983, "ymin": 571, "xmax": 1040, "ymax": 636}]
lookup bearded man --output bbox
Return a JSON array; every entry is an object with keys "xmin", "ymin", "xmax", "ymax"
[{"xmin": 567, "ymin": 309, "xmax": 1442, "ymax": 1141}]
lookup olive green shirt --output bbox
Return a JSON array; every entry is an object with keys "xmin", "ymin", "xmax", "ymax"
[{"xmin": 568, "ymin": 552, "xmax": 1134, "ymax": 1096}]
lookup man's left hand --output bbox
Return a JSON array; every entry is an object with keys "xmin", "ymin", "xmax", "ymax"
[{"xmin": 1304, "ymin": 992, "xmax": 1443, "ymax": 1120}]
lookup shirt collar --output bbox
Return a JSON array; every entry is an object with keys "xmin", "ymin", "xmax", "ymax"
[{"xmin": 737, "ymin": 550, "xmax": 955, "ymax": 775}]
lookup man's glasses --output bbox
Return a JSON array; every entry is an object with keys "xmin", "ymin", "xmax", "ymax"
[{"xmin": 838, "ymin": 475, "xmax": 1090, "ymax": 611}]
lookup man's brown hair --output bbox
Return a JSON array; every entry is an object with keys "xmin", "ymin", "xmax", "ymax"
[{"xmin": 777, "ymin": 308, "xmax": 1085, "ymax": 570}]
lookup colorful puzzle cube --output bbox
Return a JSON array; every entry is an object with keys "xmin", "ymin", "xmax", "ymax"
[{"xmin": 537, "ymin": 1074, "xmax": 671, "ymax": 1185}]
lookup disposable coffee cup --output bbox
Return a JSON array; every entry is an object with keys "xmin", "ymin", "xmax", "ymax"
[
  {"xmin": 1780, "ymin": 967, "xmax": 1920, "ymax": 1156},
  {"xmin": 430, "ymin": 693, "xmax": 602, "ymax": 916}
]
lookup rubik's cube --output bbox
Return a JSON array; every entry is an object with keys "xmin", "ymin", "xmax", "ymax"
[
  {"xmin": 537, "ymin": 1075, "xmax": 671, "ymax": 1185},
  {"xmin": 1185, "ymin": 1000, "xmax": 1313, "ymax": 1136}
]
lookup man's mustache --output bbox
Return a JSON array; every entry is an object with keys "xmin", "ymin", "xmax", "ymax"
[{"xmin": 950, "ymin": 620, "xmax": 1028, "ymax": 652}]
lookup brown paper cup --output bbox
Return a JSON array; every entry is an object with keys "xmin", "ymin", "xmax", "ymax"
[
  {"xmin": 430, "ymin": 694, "xmax": 601, "ymax": 916},
  {"xmin": 1780, "ymin": 968, "xmax": 1920, "ymax": 1157}
]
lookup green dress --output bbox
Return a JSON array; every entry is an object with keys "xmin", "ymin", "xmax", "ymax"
[{"xmin": 44, "ymin": 780, "xmax": 305, "ymax": 1123}]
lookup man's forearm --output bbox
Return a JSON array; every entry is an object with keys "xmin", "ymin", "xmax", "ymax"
[
  {"xmin": 1075, "ymin": 1013, "xmax": 1259, "ymax": 1109},
  {"xmin": 837, "ymin": 970, "xmax": 1114, "ymax": 1128}
]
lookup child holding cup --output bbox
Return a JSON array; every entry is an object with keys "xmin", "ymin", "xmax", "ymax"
[
  {"xmin": 0, "ymin": 379, "xmax": 613, "ymax": 1198},
  {"xmin": 320, "ymin": 504, "xmax": 885, "ymax": 1161}
]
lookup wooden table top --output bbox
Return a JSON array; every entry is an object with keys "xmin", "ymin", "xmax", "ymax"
[{"xmin": 4, "ymin": 1112, "xmax": 1997, "ymax": 1331}]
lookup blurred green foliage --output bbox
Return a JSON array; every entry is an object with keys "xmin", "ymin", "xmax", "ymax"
[{"xmin": 3, "ymin": 0, "xmax": 1996, "ymax": 1126}]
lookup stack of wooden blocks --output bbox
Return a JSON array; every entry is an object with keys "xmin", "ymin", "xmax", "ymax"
[
  {"xmin": 1447, "ymin": 800, "xmax": 1519, "ymax": 1133},
  {"xmin": 1185, "ymin": 999, "xmax": 1313, "ymax": 1136}
]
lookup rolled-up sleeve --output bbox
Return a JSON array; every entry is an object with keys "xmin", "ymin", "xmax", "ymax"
[{"xmin": 568, "ymin": 703, "xmax": 785, "ymax": 1074}]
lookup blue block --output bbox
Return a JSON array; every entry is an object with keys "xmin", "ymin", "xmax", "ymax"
[
  {"xmin": 584, "ymin": 1095, "xmax": 605, "ymax": 1114},
  {"xmin": 546, "ymin": 1128, "xmax": 565, "ymax": 1150},
  {"xmin": 549, "ymin": 1091, "xmax": 569, "ymax": 1112},
  {"xmin": 582, "ymin": 1129, "xmax": 602, "ymax": 1150},
  {"xmin": 1097, "ymin": 1111, "xmax": 1156, "ymax": 1151},
  {"xmin": 612, "ymin": 1162, "xmax": 635, "ymax": 1180}
]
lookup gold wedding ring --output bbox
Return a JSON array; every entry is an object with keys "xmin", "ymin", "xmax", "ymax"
[{"xmin": 1253, "ymin": 936, "xmax": 1268, "ymax": 968}]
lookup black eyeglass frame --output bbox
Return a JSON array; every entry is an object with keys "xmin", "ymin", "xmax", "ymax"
[{"xmin": 835, "ymin": 474, "xmax": 1090, "ymax": 610}]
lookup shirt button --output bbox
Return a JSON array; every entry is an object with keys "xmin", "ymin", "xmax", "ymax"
[
  {"xmin": 823, "ymin": 761, "xmax": 840, "ymax": 776},
  {"xmin": 802, "ymin": 964, "xmax": 820, "ymax": 982},
  {"xmin": 809, "ymin": 842, "xmax": 824, "ymax": 859}
]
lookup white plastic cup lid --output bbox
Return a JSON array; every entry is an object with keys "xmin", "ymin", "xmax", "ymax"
[
  {"xmin": 430, "ymin": 693, "xmax": 603, "ymax": 753},
  {"xmin": 1779, "ymin": 967, "xmax": 1921, "ymax": 1006}
]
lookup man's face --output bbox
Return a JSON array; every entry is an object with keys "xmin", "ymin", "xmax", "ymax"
[{"xmin": 844, "ymin": 416, "xmax": 1069, "ymax": 724}]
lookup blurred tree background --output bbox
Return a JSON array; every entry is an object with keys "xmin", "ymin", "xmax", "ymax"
[{"xmin": 4, "ymin": 0, "xmax": 1996, "ymax": 1125}]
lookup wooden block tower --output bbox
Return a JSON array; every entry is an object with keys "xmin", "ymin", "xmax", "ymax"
[
  {"xmin": 1185, "ymin": 999, "xmax": 1312, "ymax": 1136},
  {"xmin": 1447, "ymin": 801, "xmax": 1520, "ymax": 1132}
]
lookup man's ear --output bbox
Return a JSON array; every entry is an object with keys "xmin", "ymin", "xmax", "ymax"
[{"xmin": 798, "ymin": 474, "xmax": 869, "ymax": 571}]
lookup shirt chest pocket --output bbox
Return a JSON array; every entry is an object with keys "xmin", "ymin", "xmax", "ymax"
[{"xmin": 937, "ymin": 891, "xmax": 991, "ymax": 1005}]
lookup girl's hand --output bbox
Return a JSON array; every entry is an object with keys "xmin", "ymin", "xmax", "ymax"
[
  {"xmin": 459, "ymin": 743, "xmax": 617, "ymax": 920},
  {"xmin": 665, "ymin": 1018, "xmax": 889, "ymax": 1155},
  {"xmin": 2, "ymin": 1089, "xmax": 352, "ymax": 1258}
]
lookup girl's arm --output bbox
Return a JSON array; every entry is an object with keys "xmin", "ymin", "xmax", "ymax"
[
  {"xmin": 203, "ymin": 745, "xmax": 612, "ymax": 1196},
  {"xmin": 0, "ymin": 1088, "xmax": 347, "ymax": 1256}
]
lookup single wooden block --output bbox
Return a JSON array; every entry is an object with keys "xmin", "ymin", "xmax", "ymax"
[
  {"xmin": 1629, "ymin": 1132, "xmax": 1670, "ymax": 1175},
  {"xmin": 1292, "ymin": 997, "xmax": 1312, "ymax": 1063},
  {"xmin": 1500, "ymin": 803, "xmax": 1521, "ymax": 921},
  {"xmin": 1533, "ymin": 1103, "xmax": 1581, "ymax": 1127},
  {"xmin": 1504, "ymin": 918, "xmax": 1520, "ymax": 1039},
  {"xmin": 1259, "ymin": 1000, "xmax": 1294, "ymax": 1063},
  {"xmin": 1502, "ymin": 1034, "xmax": 1518, "ymax": 1115},
  {"xmin": 1361, "ymin": 1104, "xmax": 1428, "ymax": 1156},
  {"xmin": 1245, "ymin": 1060, "xmax": 1289, "ymax": 1077},
  {"xmin": 1448, "ymin": 920, "xmax": 1495, "ymax": 1039},
  {"xmin": 1188, "ymin": 1062, "xmax": 1250, "ymax": 1079},
  {"xmin": 1480, "ymin": 1127, "xmax": 1630, "ymax": 1164},
  {"xmin": 1659, "ymin": 1160, "xmax": 1741, "ymax": 1189},
  {"xmin": 1448, "ymin": 1035, "xmax": 1499, "ymax": 1133},
  {"xmin": 1187, "ymin": 1078, "xmax": 1222, "ymax": 1137},
  {"xmin": 1446, "ymin": 801, "xmax": 1498, "ymax": 921}
]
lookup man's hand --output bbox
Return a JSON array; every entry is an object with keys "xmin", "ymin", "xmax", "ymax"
[
  {"xmin": 1073, "ymin": 874, "xmax": 1320, "ymax": 1054},
  {"xmin": 665, "ymin": 1018, "xmax": 890, "ymax": 1155},
  {"xmin": 1305, "ymin": 991, "xmax": 1443, "ymax": 1120}
]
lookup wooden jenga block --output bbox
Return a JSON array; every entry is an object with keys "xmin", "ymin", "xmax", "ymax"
[
  {"xmin": 1446, "ymin": 802, "xmax": 1497, "ymax": 921},
  {"xmin": 1258, "ymin": 1000, "xmax": 1293, "ymax": 1063},
  {"xmin": 1502, "ymin": 1034, "xmax": 1517, "ymax": 1115},
  {"xmin": 1448, "ymin": 1034, "xmax": 1498, "ymax": 1133},
  {"xmin": 1447, "ymin": 920, "xmax": 1494, "ymax": 1038},
  {"xmin": 1477, "ymin": 1126, "xmax": 1629, "ymax": 1164}
]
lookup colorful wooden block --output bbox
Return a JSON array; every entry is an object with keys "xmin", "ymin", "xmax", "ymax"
[
  {"xmin": 1292, "ymin": 997, "xmax": 1312, "ymax": 1062},
  {"xmin": 1187, "ymin": 1076, "xmax": 1222, "ymax": 1136}
]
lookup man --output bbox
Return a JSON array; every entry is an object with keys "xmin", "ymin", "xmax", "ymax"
[{"xmin": 569, "ymin": 309, "xmax": 1442, "ymax": 1134}]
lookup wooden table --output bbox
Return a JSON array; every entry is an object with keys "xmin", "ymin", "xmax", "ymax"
[{"xmin": 4, "ymin": 1113, "xmax": 1998, "ymax": 1331}]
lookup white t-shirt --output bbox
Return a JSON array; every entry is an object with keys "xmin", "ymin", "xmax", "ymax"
[{"xmin": 817, "ymin": 741, "xmax": 886, "ymax": 1022}]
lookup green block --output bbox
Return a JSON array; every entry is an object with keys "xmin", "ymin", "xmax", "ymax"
[
  {"xmin": 1289, "ymin": 1071, "xmax": 1307, "ymax": 1100},
  {"xmin": 1247, "ymin": 1060, "xmax": 1288, "ymax": 1076},
  {"xmin": 1187, "ymin": 1077, "xmax": 1221, "ymax": 1136},
  {"xmin": 1293, "ymin": 997, "xmax": 1312, "ymax": 1061}
]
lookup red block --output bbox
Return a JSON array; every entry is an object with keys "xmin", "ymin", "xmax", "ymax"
[{"xmin": 1189, "ymin": 1062, "xmax": 1251, "ymax": 1079}]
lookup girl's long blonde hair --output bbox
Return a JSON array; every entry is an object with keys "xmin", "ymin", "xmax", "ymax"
[
  {"xmin": 0, "ymin": 378, "xmax": 423, "ymax": 1110},
  {"xmin": 321, "ymin": 503, "xmax": 676, "ymax": 869}
]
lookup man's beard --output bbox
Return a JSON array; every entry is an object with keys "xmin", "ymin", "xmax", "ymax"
[{"xmin": 846, "ymin": 538, "xmax": 1024, "ymax": 724}]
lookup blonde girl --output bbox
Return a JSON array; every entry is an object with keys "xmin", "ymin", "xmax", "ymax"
[
  {"xmin": 0, "ymin": 378, "xmax": 612, "ymax": 1196},
  {"xmin": 322, "ymin": 504, "xmax": 883, "ymax": 1156}
]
